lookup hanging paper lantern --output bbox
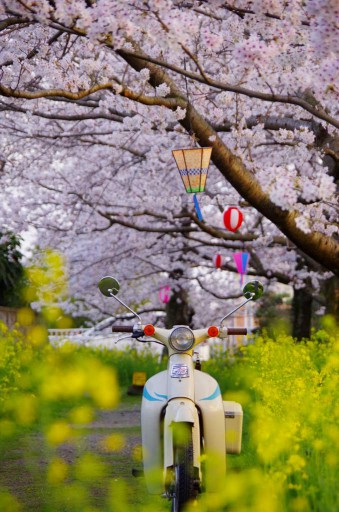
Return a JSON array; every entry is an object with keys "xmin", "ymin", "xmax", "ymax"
[
  {"xmin": 233, "ymin": 252, "xmax": 250, "ymax": 285},
  {"xmin": 172, "ymin": 147, "xmax": 212, "ymax": 222},
  {"xmin": 172, "ymin": 147, "xmax": 212, "ymax": 193},
  {"xmin": 158, "ymin": 285, "xmax": 171, "ymax": 304},
  {"xmin": 213, "ymin": 253, "xmax": 224, "ymax": 269},
  {"xmin": 223, "ymin": 206, "xmax": 243, "ymax": 232}
]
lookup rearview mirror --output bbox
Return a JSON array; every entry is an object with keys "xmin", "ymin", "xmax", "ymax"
[
  {"xmin": 243, "ymin": 280, "xmax": 264, "ymax": 301},
  {"xmin": 98, "ymin": 276, "xmax": 120, "ymax": 297}
]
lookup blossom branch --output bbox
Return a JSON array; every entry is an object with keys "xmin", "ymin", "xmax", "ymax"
[{"xmin": 117, "ymin": 49, "xmax": 339, "ymax": 129}]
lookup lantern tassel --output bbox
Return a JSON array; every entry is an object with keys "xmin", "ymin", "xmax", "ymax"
[{"xmin": 193, "ymin": 194, "xmax": 204, "ymax": 222}]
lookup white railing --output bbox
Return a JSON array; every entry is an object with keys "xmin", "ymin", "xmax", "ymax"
[
  {"xmin": 48, "ymin": 328, "xmax": 90, "ymax": 345},
  {"xmin": 47, "ymin": 327, "xmax": 163, "ymax": 354},
  {"xmin": 48, "ymin": 327, "xmax": 127, "ymax": 349},
  {"xmin": 48, "ymin": 327, "xmax": 90, "ymax": 337}
]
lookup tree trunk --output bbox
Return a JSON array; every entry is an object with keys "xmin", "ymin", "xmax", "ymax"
[
  {"xmin": 322, "ymin": 276, "xmax": 339, "ymax": 323},
  {"xmin": 164, "ymin": 287, "xmax": 194, "ymax": 329},
  {"xmin": 292, "ymin": 287, "xmax": 313, "ymax": 340}
]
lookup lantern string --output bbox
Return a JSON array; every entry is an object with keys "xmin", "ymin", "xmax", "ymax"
[
  {"xmin": 183, "ymin": 58, "xmax": 197, "ymax": 145},
  {"xmin": 193, "ymin": 193, "xmax": 204, "ymax": 222}
]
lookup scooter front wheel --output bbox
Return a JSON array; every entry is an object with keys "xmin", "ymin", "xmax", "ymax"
[{"xmin": 171, "ymin": 422, "xmax": 195, "ymax": 512}]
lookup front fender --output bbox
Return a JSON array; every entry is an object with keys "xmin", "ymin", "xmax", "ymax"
[
  {"xmin": 173, "ymin": 401, "xmax": 195, "ymax": 423},
  {"xmin": 164, "ymin": 399, "xmax": 200, "ymax": 470}
]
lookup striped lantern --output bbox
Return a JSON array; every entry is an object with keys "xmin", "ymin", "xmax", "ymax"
[
  {"xmin": 213, "ymin": 253, "xmax": 224, "ymax": 269},
  {"xmin": 172, "ymin": 147, "xmax": 212, "ymax": 193},
  {"xmin": 233, "ymin": 252, "xmax": 250, "ymax": 285},
  {"xmin": 223, "ymin": 206, "xmax": 243, "ymax": 232},
  {"xmin": 158, "ymin": 285, "xmax": 171, "ymax": 304}
]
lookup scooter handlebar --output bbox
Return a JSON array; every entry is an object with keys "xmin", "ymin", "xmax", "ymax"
[
  {"xmin": 111, "ymin": 325, "xmax": 247, "ymax": 336},
  {"xmin": 227, "ymin": 328, "xmax": 247, "ymax": 335},
  {"xmin": 112, "ymin": 325, "xmax": 134, "ymax": 333}
]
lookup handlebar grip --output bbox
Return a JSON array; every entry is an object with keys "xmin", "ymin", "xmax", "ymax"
[
  {"xmin": 227, "ymin": 328, "xmax": 247, "ymax": 335},
  {"xmin": 112, "ymin": 325, "xmax": 134, "ymax": 333}
]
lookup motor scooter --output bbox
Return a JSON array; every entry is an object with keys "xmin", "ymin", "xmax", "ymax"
[{"xmin": 98, "ymin": 277, "xmax": 263, "ymax": 512}]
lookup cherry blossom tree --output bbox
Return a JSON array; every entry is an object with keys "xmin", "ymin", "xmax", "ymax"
[{"xmin": 0, "ymin": 1, "xmax": 338, "ymax": 336}]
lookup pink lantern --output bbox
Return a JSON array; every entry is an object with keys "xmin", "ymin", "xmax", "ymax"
[
  {"xmin": 158, "ymin": 285, "xmax": 171, "ymax": 304},
  {"xmin": 233, "ymin": 252, "xmax": 250, "ymax": 285},
  {"xmin": 223, "ymin": 207, "xmax": 243, "ymax": 232},
  {"xmin": 213, "ymin": 253, "xmax": 224, "ymax": 269}
]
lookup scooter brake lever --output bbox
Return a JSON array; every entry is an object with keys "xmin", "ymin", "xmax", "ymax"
[
  {"xmin": 115, "ymin": 329, "xmax": 144, "ymax": 343},
  {"xmin": 115, "ymin": 334, "xmax": 133, "ymax": 344}
]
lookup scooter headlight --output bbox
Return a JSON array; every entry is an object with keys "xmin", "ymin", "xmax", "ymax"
[{"xmin": 169, "ymin": 327, "xmax": 195, "ymax": 352}]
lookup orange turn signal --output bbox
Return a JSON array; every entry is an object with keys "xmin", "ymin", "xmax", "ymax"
[
  {"xmin": 208, "ymin": 326, "xmax": 219, "ymax": 337},
  {"xmin": 144, "ymin": 324, "xmax": 155, "ymax": 336}
]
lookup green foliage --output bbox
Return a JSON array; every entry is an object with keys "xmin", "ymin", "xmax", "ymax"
[
  {"xmin": 255, "ymin": 289, "xmax": 292, "ymax": 336},
  {"xmin": 0, "ymin": 324, "xmax": 23, "ymax": 405},
  {"xmin": 0, "ymin": 230, "xmax": 25, "ymax": 307},
  {"xmin": 89, "ymin": 345, "xmax": 166, "ymax": 387}
]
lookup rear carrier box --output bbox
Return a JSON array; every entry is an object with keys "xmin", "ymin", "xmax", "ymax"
[{"xmin": 223, "ymin": 401, "xmax": 243, "ymax": 454}]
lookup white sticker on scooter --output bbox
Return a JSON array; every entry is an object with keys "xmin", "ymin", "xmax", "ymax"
[{"xmin": 171, "ymin": 364, "xmax": 189, "ymax": 378}]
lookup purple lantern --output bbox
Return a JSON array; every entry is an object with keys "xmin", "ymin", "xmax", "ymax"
[
  {"xmin": 233, "ymin": 252, "xmax": 250, "ymax": 285},
  {"xmin": 159, "ymin": 285, "xmax": 171, "ymax": 304}
]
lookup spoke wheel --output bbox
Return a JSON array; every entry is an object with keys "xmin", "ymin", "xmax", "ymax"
[{"xmin": 171, "ymin": 422, "xmax": 195, "ymax": 512}]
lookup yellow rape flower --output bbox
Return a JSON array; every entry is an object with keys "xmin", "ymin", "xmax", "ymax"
[
  {"xmin": 100, "ymin": 433, "xmax": 125, "ymax": 452},
  {"xmin": 46, "ymin": 421, "xmax": 73, "ymax": 445},
  {"xmin": 0, "ymin": 489, "xmax": 22, "ymax": 512},
  {"xmin": 27, "ymin": 325, "xmax": 48, "ymax": 346},
  {"xmin": 13, "ymin": 393, "xmax": 37, "ymax": 425},
  {"xmin": 17, "ymin": 307, "xmax": 35, "ymax": 327},
  {"xmin": 74, "ymin": 453, "xmax": 107, "ymax": 482},
  {"xmin": 287, "ymin": 454, "xmax": 306, "ymax": 473},
  {"xmin": 47, "ymin": 457, "xmax": 69, "ymax": 484},
  {"xmin": 88, "ymin": 366, "xmax": 119, "ymax": 409},
  {"xmin": 69, "ymin": 405, "xmax": 94, "ymax": 425}
]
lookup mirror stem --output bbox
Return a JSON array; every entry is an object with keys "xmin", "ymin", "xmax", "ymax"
[
  {"xmin": 220, "ymin": 295, "xmax": 253, "ymax": 326},
  {"xmin": 108, "ymin": 290, "xmax": 142, "ymax": 323}
]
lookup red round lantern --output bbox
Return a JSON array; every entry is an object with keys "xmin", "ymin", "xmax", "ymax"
[
  {"xmin": 213, "ymin": 253, "xmax": 224, "ymax": 269},
  {"xmin": 223, "ymin": 206, "xmax": 243, "ymax": 232}
]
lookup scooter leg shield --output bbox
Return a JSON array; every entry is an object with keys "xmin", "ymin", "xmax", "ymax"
[
  {"xmin": 141, "ymin": 371, "xmax": 168, "ymax": 494},
  {"xmin": 195, "ymin": 369, "xmax": 227, "ymax": 492}
]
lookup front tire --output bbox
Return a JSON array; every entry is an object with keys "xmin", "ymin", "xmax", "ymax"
[{"xmin": 171, "ymin": 422, "xmax": 195, "ymax": 512}]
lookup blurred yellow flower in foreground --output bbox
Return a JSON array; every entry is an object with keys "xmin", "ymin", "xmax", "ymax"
[
  {"xmin": 287, "ymin": 454, "xmax": 306, "ymax": 474},
  {"xmin": 88, "ymin": 365, "xmax": 119, "ymax": 409},
  {"xmin": 0, "ymin": 419, "xmax": 14, "ymax": 437},
  {"xmin": 27, "ymin": 325, "xmax": 48, "ymax": 346},
  {"xmin": 17, "ymin": 307, "xmax": 35, "ymax": 327},
  {"xmin": 13, "ymin": 393, "xmax": 37, "ymax": 425},
  {"xmin": 46, "ymin": 420, "xmax": 73, "ymax": 445},
  {"xmin": 0, "ymin": 489, "xmax": 22, "ymax": 512},
  {"xmin": 100, "ymin": 433, "xmax": 125, "ymax": 452},
  {"xmin": 74, "ymin": 453, "xmax": 107, "ymax": 482},
  {"xmin": 69, "ymin": 405, "xmax": 94, "ymax": 425},
  {"xmin": 47, "ymin": 457, "xmax": 69, "ymax": 484}
]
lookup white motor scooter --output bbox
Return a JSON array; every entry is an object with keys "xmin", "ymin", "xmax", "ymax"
[{"xmin": 98, "ymin": 277, "xmax": 263, "ymax": 511}]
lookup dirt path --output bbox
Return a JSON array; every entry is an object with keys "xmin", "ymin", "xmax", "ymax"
[
  {"xmin": 88, "ymin": 405, "xmax": 141, "ymax": 429},
  {"xmin": 0, "ymin": 403, "xmax": 145, "ymax": 511},
  {"xmin": 57, "ymin": 404, "xmax": 142, "ymax": 465}
]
